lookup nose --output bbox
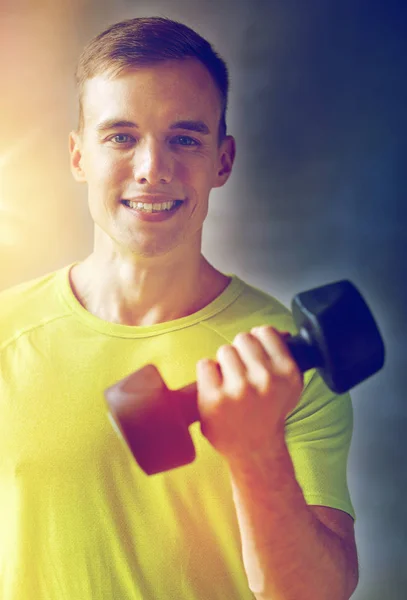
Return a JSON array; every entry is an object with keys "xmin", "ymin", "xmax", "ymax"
[{"xmin": 132, "ymin": 139, "xmax": 174, "ymax": 185}]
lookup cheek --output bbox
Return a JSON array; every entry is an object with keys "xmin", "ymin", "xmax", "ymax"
[
  {"xmin": 84, "ymin": 147, "xmax": 127, "ymax": 185},
  {"xmin": 179, "ymin": 156, "xmax": 215, "ymax": 190}
]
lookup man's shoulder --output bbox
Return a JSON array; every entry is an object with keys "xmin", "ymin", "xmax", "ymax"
[
  {"xmin": 207, "ymin": 275, "xmax": 297, "ymax": 340},
  {"xmin": 0, "ymin": 266, "xmax": 67, "ymax": 350},
  {"xmin": 235, "ymin": 276, "xmax": 290, "ymax": 311}
]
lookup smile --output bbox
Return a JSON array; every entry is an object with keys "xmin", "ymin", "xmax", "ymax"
[{"xmin": 121, "ymin": 200, "xmax": 183, "ymax": 213}]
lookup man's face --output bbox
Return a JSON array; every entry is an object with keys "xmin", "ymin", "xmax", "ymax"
[{"xmin": 69, "ymin": 59, "xmax": 235, "ymax": 258}]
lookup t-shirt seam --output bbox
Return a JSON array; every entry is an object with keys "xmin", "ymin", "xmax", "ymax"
[
  {"xmin": 0, "ymin": 312, "xmax": 74, "ymax": 353},
  {"xmin": 198, "ymin": 306, "xmax": 293, "ymax": 343},
  {"xmin": 0, "ymin": 291, "xmax": 315, "ymax": 403},
  {"xmin": 198, "ymin": 312, "xmax": 316, "ymax": 393},
  {"xmin": 55, "ymin": 268, "xmax": 249, "ymax": 338},
  {"xmin": 0, "ymin": 277, "xmax": 247, "ymax": 348},
  {"xmin": 196, "ymin": 320, "xmax": 240, "ymax": 345}
]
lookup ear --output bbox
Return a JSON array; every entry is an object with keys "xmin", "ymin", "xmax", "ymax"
[
  {"xmin": 213, "ymin": 135, "xmax": 236, "ymax": 189},
  {"xmin": 69, "ymin": 130, "xmax": 87, "ymax": 183}
]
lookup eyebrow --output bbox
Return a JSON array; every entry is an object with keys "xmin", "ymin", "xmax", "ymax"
[{"xmin": 95, "ymin": 119, "xmax": 211, "ymax": 135}]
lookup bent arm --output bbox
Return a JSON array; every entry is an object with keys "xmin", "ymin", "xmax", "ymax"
[{"xmin": 228, "ymin": 435, "xmax": 359, "ymax": 600}]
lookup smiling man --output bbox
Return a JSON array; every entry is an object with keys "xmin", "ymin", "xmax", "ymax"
[
  {"xmin": 68, "ymin": 53, "xmax": 234, "ymax": 326},
  {"xmin": 0, "ymin": 16, "xmax": 358, "ymax": 600}
]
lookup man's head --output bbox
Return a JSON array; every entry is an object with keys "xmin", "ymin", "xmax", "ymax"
[
  {"xmin": 75, "ymin": 16, "xmax": 229, "ymax": 146},
  {"xmin": 69, "ymin": 17, "xmax": 235, "ymax": 259}
]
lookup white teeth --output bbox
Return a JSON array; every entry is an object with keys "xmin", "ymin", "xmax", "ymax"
[{"xmin": 125, "ymin": 200, "xmax": 177, "ymax": 212}]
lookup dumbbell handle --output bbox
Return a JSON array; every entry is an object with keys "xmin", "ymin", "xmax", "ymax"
[
  {"xmin": 286, "ymin": 330, "xmax": 324, "ymax": 371},
  {"xmin": 175, "ymin": 332, "xmax": 321, "ymax": 427}
]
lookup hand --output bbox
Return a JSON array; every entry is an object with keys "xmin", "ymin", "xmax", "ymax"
[{"xmin": 196, "ymin": 326, "xmax": 304, "ymax": 464}]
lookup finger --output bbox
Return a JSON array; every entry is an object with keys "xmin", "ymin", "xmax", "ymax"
[
  {"xmin": 280, "ymin": 331, "xmax": 292, "ymax": 339},
  {"xmin": 229, "ymin": 332, "xmax": 279, "ymax": 395},
  {"xmin": 250, "ymin": 326, "xmax": 299, "ymax": 376},
  {"xmin": 196, "ymin": 358, "xmax": 223, "ymax": 398},
  {"xmin": 215, "ymin": 344, "xmax": 248, "ymax": 395},
  {"xmin": 232, "ymin": 331, "xmax": 271, "ymax": 370}
]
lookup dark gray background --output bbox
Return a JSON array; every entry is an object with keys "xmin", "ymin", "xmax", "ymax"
[{"xmin": 0, "ymin": 0, "xmax": 406, "ymax": 597}]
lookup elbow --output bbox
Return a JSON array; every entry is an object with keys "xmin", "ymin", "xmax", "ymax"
[
  {"xmin": 251, "ymin": 571, "xmax": 359, "ymax": 600},
  {"xmin": 345, "ymin": 562, "xmax": 359, "ymax": 599}
]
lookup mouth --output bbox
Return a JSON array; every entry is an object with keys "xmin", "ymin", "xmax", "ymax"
[{"xmin": 121, "ymin": 199, "xmax": 183, "ymax": 213}]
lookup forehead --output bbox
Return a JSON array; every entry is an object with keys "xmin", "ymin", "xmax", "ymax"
[{"xmin": 82, "ymin": 59, "xmax": 221, "ymax": 128}]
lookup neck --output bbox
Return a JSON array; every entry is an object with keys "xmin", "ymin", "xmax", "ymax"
[{"xmin": 69, "ymin": 249, "xmax": 231, "ymax": 327}]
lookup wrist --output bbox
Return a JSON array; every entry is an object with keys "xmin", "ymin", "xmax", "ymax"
[{"xmin": 226, "ymin": 426, "xmax": 289, "ymax": 479}]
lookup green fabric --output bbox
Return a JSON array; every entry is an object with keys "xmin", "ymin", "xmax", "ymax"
[{"xmin": 0, "ymin": 263, "xmax": 355, "ymax": 599}]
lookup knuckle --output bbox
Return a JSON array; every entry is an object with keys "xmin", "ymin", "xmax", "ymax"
[
  {"xmin": 234, "ymin": 378, "xmax": 250, "ymax": 397},
  {"xmin": 252, "ymin": 325, "xmax": 275, "ymax": 336},
  {"xmin": 278, "ymin": 360, "xmax": 303, "ymax": 389},
  {"xmin": 265, "ymin": 376, "xmax": 275, "ymax": 393},
  {"xmin": 225, "ymin": 377, "xmax": 250, "ymax": 400},
  {"xmin": 233, "ymin": 331, "xmax": 251, "ymax": 345},
  {"xmin": 281, "ymin": 359, "xmax": 300, "ymax": 378},
  {"xmin": 201, "ymin": 382, "xmax": 223, "ymax": 405},
  {"xmin": 255, "ymin": 366, "xmax": 273, "ymax": 391},
  {"xmin": 216, "ymin": 344, "xmax": 231, "ymax": 358},
  {"xmin": 278, "ymin": 358, "xmax": 294, "ymax": 373},
  {"xmin": 263, "ymin": 325, "xmax": 276, "ymax": 334},
  {"xmin": 210, "ymin": 388, "xmax": 224, "ymax": 403},
  {"xmin": 255, "ymin": 364, "xmax": 272, "ymax": 382}
]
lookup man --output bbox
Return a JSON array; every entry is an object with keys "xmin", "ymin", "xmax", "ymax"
[{"xmin": 0, "ymin": 16, "xmax": 358, "ymax": 600}]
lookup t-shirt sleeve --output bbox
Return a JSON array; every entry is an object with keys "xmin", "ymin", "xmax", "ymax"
[{"xmin": 284, "ymin": 369, "xmax": 356, "ymax": 521}]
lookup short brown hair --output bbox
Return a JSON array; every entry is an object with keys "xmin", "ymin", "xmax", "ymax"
[{"xmin": 75, "ymin": 16, "xmax": 229, "ymax": 145}]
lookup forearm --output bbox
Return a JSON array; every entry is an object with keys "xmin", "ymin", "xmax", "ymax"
[{"xmin": 228, "ymin": 436, "xmax": 356, "ymax": 600}]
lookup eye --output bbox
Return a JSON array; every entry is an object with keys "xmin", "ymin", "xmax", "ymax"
[
  {"xmin": 110, "ymin": 134, "xmax": 134, "ymax": 144},
  {"xmin": 172, "ymin": 135, "xmax": 200, "ymax": 147}
]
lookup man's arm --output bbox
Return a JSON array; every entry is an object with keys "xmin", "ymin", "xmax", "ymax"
[
  {"xmin": 196, "ymin": 325, "xmax": 358, "ymax": 600},
  {"xmin": 227, "ymin": 434, "xmax": 359, "ymax": 600}
]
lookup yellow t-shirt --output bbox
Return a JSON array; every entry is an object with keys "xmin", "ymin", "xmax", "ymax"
[{"xmin": 0, "ymin": 262, "xmax": 355, "ymax": 600}]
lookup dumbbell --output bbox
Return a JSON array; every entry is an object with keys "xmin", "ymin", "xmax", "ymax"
[{"xmin": 105, "ymin": 280, "xmax": 385, "ymax": 475}]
